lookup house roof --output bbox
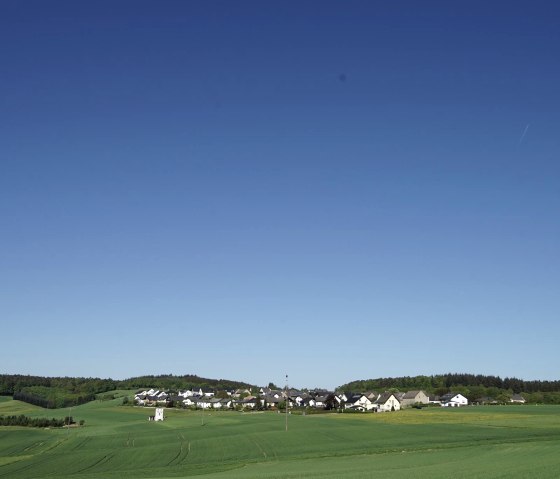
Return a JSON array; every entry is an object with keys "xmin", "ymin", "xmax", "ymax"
[
  {"xmin": 311, "ymin": 389, "xmax": 331, "ymax": 396},
  {"xmin": 374, "ymin": 392, "xmax": 398, "ymax": 404},
  {"xmin": 348, "ymin": 394, "xmax": 365, "ymax": 402},
  {"xmin": 401, "ymin": 390, "xmax": 419, "ymax": 399},
  {"xmin": 314, "ymin": 395, "xmax": 330, "ymax": 402},
  {"xmin": 440, "ymin": 393, "xmax": 453, "ymax": 401},
  {"xmin": 264, "ymin": 395, "xmax": 281, "ymax": 403}
]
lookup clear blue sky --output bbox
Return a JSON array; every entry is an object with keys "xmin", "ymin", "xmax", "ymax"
[{"xmin": 1, "ymin": 1, "xmax": 559, "ymax": 390}]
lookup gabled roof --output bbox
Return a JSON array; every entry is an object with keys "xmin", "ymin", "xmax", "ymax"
[
  {"xmin": 314, "ymin": 395, "xmax": 331, "ymax": 402},
  {"xmin": 402, "ymin": 390, "xmax": 425, "ymax": 399},
  {"xmin": 374, "ymin": 392, "xmax": 398, "ymax": 404},
  {"xmin": 263, "ymin": 395, "xmax": 281, "ymax": 403},
  {"xmin": 348, "ymin": 394, "xmax": 365, "ymax": 402},
  {"xmin": 311, "ymin": 389, "xmax": 332, "ymax": 396},
  {"xmin": 440, "ymin": 392, "xmax": 464, "ymax": 402}
]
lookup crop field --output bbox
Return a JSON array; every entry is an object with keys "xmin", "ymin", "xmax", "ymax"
[{"xmin": 1, "ymin": 395, "xmax": 560, "ymax": 478}]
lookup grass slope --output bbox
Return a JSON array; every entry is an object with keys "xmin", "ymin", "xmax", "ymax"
[{"xmin": 1, "ymin": 395, "xmax": 559, "ymax": 478}]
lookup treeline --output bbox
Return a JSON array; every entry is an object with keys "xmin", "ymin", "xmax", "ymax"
[
  {"xmin": 0, "ymin": 375, "xmax": 117, "ymax": 397},
  {"xmin": 1, "ymin": 374, "xmax": 254, "ymax": 409},
  {"xmin": 118, "ymin": 374, "xmax": 253, "ymax": 392},
  {"xmin": 338, "ymin": 373, "xmax": 560, "ymax": 403},
  {"xmin": 1, "ymin": 375, "xmax": 117, "ymax": 409},
  {"xmin": 13, "ymin": 390, "xmax": 95, "ymax": 409},
  {"xmin": 0, "ymin": 414, "xmax": 70, "ymax": 428}
]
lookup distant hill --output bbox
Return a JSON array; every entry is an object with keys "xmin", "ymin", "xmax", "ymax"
[
  {"xmin": 118, "ymin": 374, "xmax": 254, "ymax": 392},
  {"xmin": 0, "ymin": 374, "xmax": 255, "ymax": 408}
]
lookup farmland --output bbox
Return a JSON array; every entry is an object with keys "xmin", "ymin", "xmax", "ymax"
[{"xmin": 1, "ymin": 395, "xmax": 560, "ymax": 478}]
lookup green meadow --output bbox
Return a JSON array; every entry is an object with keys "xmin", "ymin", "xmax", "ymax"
[{"xmin": 1, "ymin": 395, "xmax": 560, "ymax": 478}]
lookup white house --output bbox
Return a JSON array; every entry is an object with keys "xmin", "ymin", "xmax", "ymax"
[
  {"xmin": 220, "ymin": 398, "xmax": 235, "ymax": 409},
  {"xmin": 260, "ymin": 387, "xmax": 282, "ymax": 397},
  {"xmin": 313, "ymin": 395, "xmax": 330, "ymax": 409},
  {"xmin": 241, "ymin": 397, "xmax": 258, "ymax": 409},
  {"xmin": 441, "ymin": 393, "xmax": 468, "ymax": 407},
  {"xmin": 373, "ymin": 393, "xmax": 401, "ymax": 412},
  {"xmin": 196, "ymin": 398, "xmax": 213, "ymax": 409},
  {"xmin": 345, "ymin": 394, "xmax": 374, "ymax": 411},
  {"xmin": 290, "ymin": 394, "xmax": 304, "ymax": 407},
  {"xmin": 262, "ymin": 395, "xmax": 282, "ymax": 409}
]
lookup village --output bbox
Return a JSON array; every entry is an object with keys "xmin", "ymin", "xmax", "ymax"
[{"xmin": 134, "ymin": 386, "xmax": 527, "ymax": 419}]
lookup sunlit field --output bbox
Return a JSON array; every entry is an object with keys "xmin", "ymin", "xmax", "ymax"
[{"xmin": 1, "ymin": 396, "xmax": 559, "ymax": 478}]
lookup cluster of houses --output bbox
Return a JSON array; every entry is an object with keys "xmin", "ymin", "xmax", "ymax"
[{"xmin": 133, "ymin": 387, "xmax": 505, "ymax": 412}]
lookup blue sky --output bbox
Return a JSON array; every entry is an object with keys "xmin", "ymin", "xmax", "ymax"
[{"xmin": 1, "ymin": 1, "xmax": 559, "ymax": 390}]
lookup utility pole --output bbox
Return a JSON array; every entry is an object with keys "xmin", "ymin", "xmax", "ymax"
[{"xmin": 285, "ymin": 374, "xmax": 288, "ymax": 432}]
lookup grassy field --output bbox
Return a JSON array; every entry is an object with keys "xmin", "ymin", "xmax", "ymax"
[{"xmin": 1, "ymin": 395, "xmax": 559, "ymax": 478}]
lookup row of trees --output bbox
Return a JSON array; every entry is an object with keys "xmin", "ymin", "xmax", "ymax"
[
  {"xmin": 338, "ymin": 373, "xmax": 560, "ymax": 395},
  {"xmin": 0, "ymin": 375, "xmax": 117, "ymax": 398},
  {"xmin": 13, "ymin": 390, "xmax": 96, "ymax": 409},
  {"xmin": 0, "ymin": 414, "xmax": 83, "ymax": 428},
  {"xmin": 118, "ymin": 374, "xmax": 253, "ymax": 392}
]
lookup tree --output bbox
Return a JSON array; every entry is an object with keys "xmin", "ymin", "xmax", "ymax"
[{"xmin": 496, "ymin": 392, "xmax": 510, "ymax": 404}]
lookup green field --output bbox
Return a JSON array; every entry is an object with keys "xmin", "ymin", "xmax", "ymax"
[{"xmin": 1, "ymin": 395, "xmax": 560, "ymax": 478}]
